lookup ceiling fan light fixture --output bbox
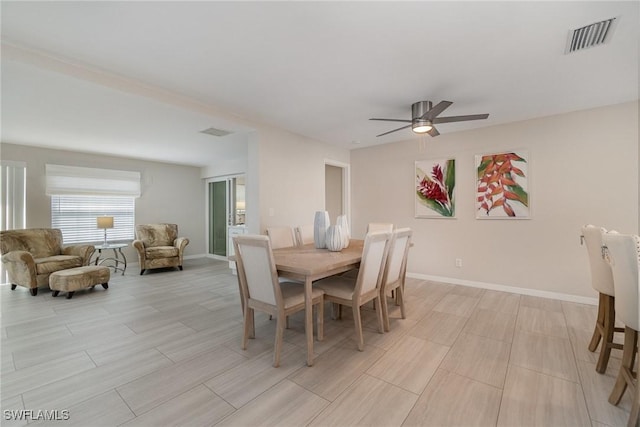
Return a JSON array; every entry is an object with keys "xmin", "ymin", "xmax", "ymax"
[{"xmin": 412, "ymin": 120, "xmax": 432, "ymax": 134}]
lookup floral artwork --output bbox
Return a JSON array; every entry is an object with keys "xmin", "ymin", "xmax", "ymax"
[
  {"xmin": 476, "ymin": 151, "xmax": 529, "ymax": 219},
  {"xmin": 415, "ymin": 159, "xmax": 455, "ymax": 218}
]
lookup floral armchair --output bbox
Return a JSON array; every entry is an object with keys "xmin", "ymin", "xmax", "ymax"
[
  {"xmin": 132, "ymin": 224, "xmax": 189, "ymax": 275},
  {"xmin": 0, "ymin": 228, "xmax": 94, "ymax": 296}
]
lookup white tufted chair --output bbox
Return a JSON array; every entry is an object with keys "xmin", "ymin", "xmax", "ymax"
[
  {"xmin": 581, "ymin": 224, "xmax": 623, "ymax": 373},
  {"xmin": 602, "ymin": 232, "xmax": 639, "ymax": 427}
]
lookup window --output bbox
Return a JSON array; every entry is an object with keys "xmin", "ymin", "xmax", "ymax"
[
  {"xmin": 46, "ymin": 164, "xmax": 141, "ymax": 244},
  {"xmin": 51, "ymin": 195, "xmax": 135, "ymax": 244}
]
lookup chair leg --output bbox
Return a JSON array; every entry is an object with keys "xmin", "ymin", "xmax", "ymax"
[
  {"xmin": 353, "ymin": 305, "xmax": 364, "ymax": 351},
  {"xmin": 589, "ymin": 293, "xmax": 606, "ymax": 352},
  {"xmin": 316, "ymin": 299, "xmax": 324, "ymax": 341},
  {"xmin": 596, "ymin": 294, "xmax": 616, "ymax": 373},
  {"xmin": 374, "ymin": 297, "xmax": 384, "ymax": 334},
  {"xmin": 609, "ymin": 327, "xmax": 638, "ymax": 405},
  {"xmin": 397, "ymin": 285, "xmax": 406, "ymax": 319},
  {"xmin": 10, "ymin": 284, "xmax": 16, "ymax": 290},
  {"xmin": 140, "ymin": 269, "xmax": 145, "ymax": 275},
  {"xmin": 66, "ymin": 292, "xmax": 74, "ymax": 299},
  {"xmin": 242, "ymin": 307, "xmax": 252, "ymax": 350},
  {"xmin": 381, "ymin": 292, "xmax": 390, "ymax": 333},
  {"xmin": 30, "ymin": 288, "xmax": 38, "ymax": 296},
  {"xmin": 629, "ymin": 384, "xmax": 640, "ymax": 427},
  {"xmin": 273, "ymin": 312, "xmax": 285, "ymax": 368}
]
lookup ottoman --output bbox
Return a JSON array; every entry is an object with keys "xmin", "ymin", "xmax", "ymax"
[{"xmin": 49, "ymin": 266, "xmax": 110, "ymax": 299}]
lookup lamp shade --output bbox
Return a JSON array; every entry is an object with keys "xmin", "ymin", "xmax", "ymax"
[{"xmin": 97, "ymin": 216, "xmax": 114, "ymax": 229}]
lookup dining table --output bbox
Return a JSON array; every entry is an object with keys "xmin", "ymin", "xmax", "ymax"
[{"xmin": 272, "ymin": 239, "xmax": 364, "ymax": 366}]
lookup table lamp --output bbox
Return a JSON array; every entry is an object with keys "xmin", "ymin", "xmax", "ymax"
[{"xmin": 97, "ymin": 216, "xmax": 114, "ymax": 246}]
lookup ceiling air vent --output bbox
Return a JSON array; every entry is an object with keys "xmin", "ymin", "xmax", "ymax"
[
  {"xmin": 565, "ymin": 17, "xmax": 617, "ymax": 54},
  {"xmin": 200, "ymin": 127, "xmax": 233, "ymax": 137}
]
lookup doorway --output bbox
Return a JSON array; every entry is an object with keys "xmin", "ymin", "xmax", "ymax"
[
  {"xmin": 324, "ymin": 160, "xmax": 350, "ymax": 225},
  {"xmin": 207, "ymin": 175, "xmax": 245, "ymax": 259}
]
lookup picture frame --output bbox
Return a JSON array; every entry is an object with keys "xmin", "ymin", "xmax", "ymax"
[
  {"xmin": 475, "ymin": 150, "xmax": 530, "ymax": 219},
  {"xmin": 415, "ymin": 158, "xmax": 456, "ymax": 218}
]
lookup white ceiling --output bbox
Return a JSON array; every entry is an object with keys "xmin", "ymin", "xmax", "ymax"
[{"xmin": 1, "ymin": 1, "xmax": 638, "ymax": 167}]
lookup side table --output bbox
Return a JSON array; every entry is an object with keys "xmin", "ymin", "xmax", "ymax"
[{"xmin": 93, "ymin": 243, "xmax": 128, "ymax": 275}]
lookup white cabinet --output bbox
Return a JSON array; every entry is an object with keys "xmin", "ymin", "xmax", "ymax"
[{"xmin": 228, "ymin": 226, "xmax": 247, "ymax": 271}]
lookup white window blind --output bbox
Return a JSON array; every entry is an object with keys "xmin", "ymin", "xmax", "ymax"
[
  {"xmin": 1, "ymin": 161, "xmax": 26, "ymax": 231},
  {"xmin": 46, "ymin": 164, "xmax": 141, "ymax": 197},
  {"xmin": 51, "ymin": 195, "xmax": 135, "ymax": 244}
]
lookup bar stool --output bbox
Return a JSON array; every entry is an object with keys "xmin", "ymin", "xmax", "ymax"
[
  {"xmin": 602, "ymin": 233, "xmax": 639, "ymax": 427},
  {"xmin": 581, "ymin": 225, "xmax": 623, "ymax": 373}
]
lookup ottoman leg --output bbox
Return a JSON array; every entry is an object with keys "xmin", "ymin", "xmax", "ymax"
[
  {"xmin": 30, "ymin": 288, "xmax": 38, "ymax": 296},
  {"xmin": 52, "ymin": 291, "xmax": 59, "ymax": 297},
  {"xmin": 102, "ymin": 283, "xmax": 109, "ymax": 289},
  {"xmin": 66, "ymin": 292, "xmax": 74, "ymax": 300},
  {"xmin": 11, "ymin": 284, "xmax": 16, "ymax": 290}
]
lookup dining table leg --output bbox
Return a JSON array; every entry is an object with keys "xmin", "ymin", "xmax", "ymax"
[{"xmin": 305, "ymin": 276, "xmax": 314, "ymax": 366}]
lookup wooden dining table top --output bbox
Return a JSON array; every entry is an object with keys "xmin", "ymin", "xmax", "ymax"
[{"xmin": 272, "ymin": 239, "xmax": 364, "ymax": 278}]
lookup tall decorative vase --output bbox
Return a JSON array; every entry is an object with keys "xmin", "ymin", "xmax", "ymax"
[
  {"xmin": 336, "ymin": 215, "xmax": 350, "ymax": 248},
  {"xmin": 325, "ymin": 225, "xmax": 344, "ymax": 252},
  {"xmin": 314, "ymin": 211, "xmax": 330, "ymax": 249}
]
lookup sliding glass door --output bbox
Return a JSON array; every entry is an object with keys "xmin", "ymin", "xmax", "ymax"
[{"xmin": 206, "ymin": 175, "xmax": 245, "ymax": 259}]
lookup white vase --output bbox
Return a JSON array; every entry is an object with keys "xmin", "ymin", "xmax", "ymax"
[
  {"xmin": 336, "ymin": 215, "xmax": 350, "ymax": 248},
  {"xmin": 314, "ymin": 211, "xmax": 330, "ymax": 249},
  {"xmin": 325, "ymin": 225, "xmax": 344, "ymax": 252}
]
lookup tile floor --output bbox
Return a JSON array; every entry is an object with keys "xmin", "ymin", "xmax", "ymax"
[{"xmin": 0, "ymin": 258, "xmax": 633, "ymax": 426}]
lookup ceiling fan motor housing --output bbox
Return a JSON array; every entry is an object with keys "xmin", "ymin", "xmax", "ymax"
[
  {"xmin": 411, "ymin": 101, "xmax": 432, "ymax": 120},
  {"xmin": 412, "ymin": 101, "xmax": 433, "ymax": 131}
]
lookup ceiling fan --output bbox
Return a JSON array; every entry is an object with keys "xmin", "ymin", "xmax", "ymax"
[{"xmin": 370, "ymin": 100, "xmax": 489, "ymax": 137}]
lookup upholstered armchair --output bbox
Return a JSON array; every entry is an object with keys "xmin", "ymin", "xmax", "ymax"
[
  {"xmin": 132, "ymin": 224, "xmax": 189, "ymax": 275},
  {"xmin": 0, "ymin": 228, "xmax": 94, "ymax": 296}
]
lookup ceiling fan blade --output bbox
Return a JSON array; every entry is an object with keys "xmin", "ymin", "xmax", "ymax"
[
  {"xmin": 433, "ymin": 113, "xmax": 489, "ymax": 124},
  {"xmin": 427, "ymin": 126, "xmax": 440, "ymax": 137},
  {"xmin": 369, "ymin": 118, "xmax": 412, "ymax": 123},
  {"xmin": 421, "ymin": 101, "xmax": 453, "ymax": 120},
  {"xmin": 376, "ymin": 124, "xmax": 412, "ymax": 137}
]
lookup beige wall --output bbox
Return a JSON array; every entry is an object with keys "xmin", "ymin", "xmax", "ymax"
[
  {"xmin": 256, "ymin": 126, "xmax": 350, "ymax": 233},
  {"xmin": 351, "ymin": 101, "xmax": 639, "ymax": 300},
  {"xmin": 0, "ymin": 143, "xmax": 206, "ymax": 263}
]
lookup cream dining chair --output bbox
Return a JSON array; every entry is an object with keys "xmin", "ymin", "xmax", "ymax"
[
  {"xmin": 295, "ymin": 225, "xmax": 314, "ymax": 247},
  {"xmin": 233, "ymin": 235, "xmax": 324, "ymax": 367},
  {"xmin": 367, "ymin": 223, "xmax": 394, "ymax": 233},
  {"xmin": 380, "ymin": 228, "xmax": 412, "ymax": 332},
  {"xmin": 315, "ymin": 231, "xmax": 391, "ymax": 351},
  {"xmin": 602, "ymin": 233, "xmax": 639, "ymax": 427},
  {"xmin": 266, "ymin": 226, "xmax": 296, "ymax": 249},
  {"xmin": 581, "ymin": 224, "xmax": 623, "ymax": 373}
]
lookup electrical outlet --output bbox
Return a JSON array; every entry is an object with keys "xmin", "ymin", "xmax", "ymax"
[{"xmin": 455, "ymin": 258, "xmax": 463, "ymax": 268}]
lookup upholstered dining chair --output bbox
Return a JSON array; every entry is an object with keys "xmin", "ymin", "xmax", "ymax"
[
  {"xmin": 266, "ymin": 226, "xmax": 296, "ymax": 249},
  {"xmin": 602, "ymin": 233, "xmax": 639, "ymax": 426},
  {"xmin": 581, "ymin": 224, "xmax": 623, "ymax": 373},
  {"xmin": 233, "ymin": 235, "xmax": 324, "ymax": 367},
  {"xmin": 315, "ymin": 231, "xmax": 391, "ymax": 351},
  {"xmin": 295, "ymin": 225, "xmax": 314, "ymax": 247},
  {"xmin": 367, "ymin": 223, "xmax": 394, "ymax": 233},
  {"xmin": 380, "ymin": 228, "xmax": 412, "ymax": 332}
]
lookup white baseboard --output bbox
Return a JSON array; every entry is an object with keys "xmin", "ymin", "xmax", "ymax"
[{"xmin": 406, "ymin": 272, "xmax": 598, "ymax": 306}]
